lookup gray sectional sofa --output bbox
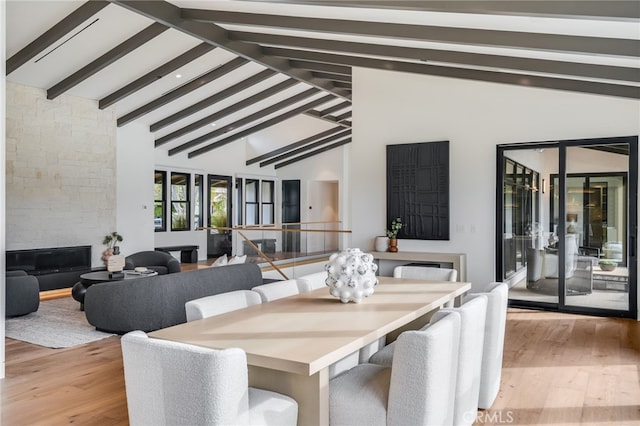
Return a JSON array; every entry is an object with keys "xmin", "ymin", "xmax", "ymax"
[{"xmin": 84, "ymin": 263, "xmax": 266, "ymax": 334}]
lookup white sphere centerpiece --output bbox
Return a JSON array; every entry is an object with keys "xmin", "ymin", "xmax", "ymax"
[{"xmin": 325, "ymin": 248, "xmax": 378, "ymax": 303}]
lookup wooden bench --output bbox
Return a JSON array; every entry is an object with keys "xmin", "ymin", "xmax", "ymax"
[{"xmin": 155, "ymin": 245, "xmax": 199, "ymax": 263}]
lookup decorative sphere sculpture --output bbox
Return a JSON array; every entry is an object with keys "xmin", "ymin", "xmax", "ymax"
[{"xmin": 325, "ymin": 248, "xmax": 378, "ymax": 303}]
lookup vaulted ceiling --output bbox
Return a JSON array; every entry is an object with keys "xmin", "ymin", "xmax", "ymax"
[{"xmin": 5, "ymin": 1, "xmax": 639, "ymax": 168}]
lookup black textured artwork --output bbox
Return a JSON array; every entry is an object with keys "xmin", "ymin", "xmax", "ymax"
[{"xmin": 386, "ymin": 141, "xmax": 450, "ymax": 240}]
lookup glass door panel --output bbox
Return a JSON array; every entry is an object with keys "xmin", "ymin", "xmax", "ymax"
[
  {"xmin": 563, "ymin": 145, "xmax": 630, "ymax": 312},
  {"xmin": 502, "ymin": 148, "xmax": 559, "ymax": 307},
  {"xmin": 500, "ymin": 137, "xmax": 637, "ymax": 319},
  {"xmin": 207, "ymin": 175, "xmax": 232, "ymax": 258}
]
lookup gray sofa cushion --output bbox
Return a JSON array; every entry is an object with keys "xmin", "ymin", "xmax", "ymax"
[{"xmin": 84, "ymin": 263, "xmax": 263, "ymax": 334}]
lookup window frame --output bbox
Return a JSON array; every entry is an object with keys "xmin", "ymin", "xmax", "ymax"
[
  {"xmin": 170, "ymin": 172, "xmax": 191, "ymax": 232},
  {"xmin": 154, "ymin": 170, "xmax": 167, "ymax": 232}
]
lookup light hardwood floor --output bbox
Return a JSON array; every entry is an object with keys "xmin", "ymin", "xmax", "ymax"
[{"xmin": 2, "ymin": 308, "xmax": 639, "ymax": 425}]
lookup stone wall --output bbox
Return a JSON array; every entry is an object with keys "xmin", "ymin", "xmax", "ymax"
[{"xmin": 5, "ymin": 82, "xmax": 117, "ymax": 266}]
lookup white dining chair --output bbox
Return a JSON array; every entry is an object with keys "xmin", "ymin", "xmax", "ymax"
[
  {"xmin": 296, "ymin": 271, "xmax": 327, "ymax": 292},
  {"xmin": 251, "ymin": 279, "xmax": 300, "ymax": 302},
  {"xmin": 330, "ymin": 310, "xmax": 461, "ymax": 425},
  {"xmin": 121, "ymin": 330, "xmax": 298, "ymax": 426},
  {"xmin": 368, "ymin": 294, "xmax": 488, "ymax": 424},
  {"xmin": 393, "ymin": 265, "xmax": 458, "ymax": 282},
  {"xmin": 474, "ymin": 282, "xmax": 509, "ymax": 409},
  {"xmin": 185, "ymin": 290, "xmax": 262, "ymax": 322},
  {"xmin": 432, "ymin": 295, "xmax": 488, "ymax": 425}
]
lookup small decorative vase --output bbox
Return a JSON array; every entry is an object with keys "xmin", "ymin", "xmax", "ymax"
[
  {"xmin": 388, "ymin": 238, "xmax": 398, "ymax": 253},
  {"xmin": 374, "ymin": 236, "xmax": 389, "ymax": 252},
  {"xmin": 325, "ymin": 248, "xmax": 378, "ymax": 303}
]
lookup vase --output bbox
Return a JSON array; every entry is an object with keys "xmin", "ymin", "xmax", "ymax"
[
  {"xmin": 374, "ymin": 236, "xmax": 389, "ymax": 252},
  {"xmin": 388, "ymin": 238, "xmax": 398, "ymax": 253},
  {"xmin": 325, "ymin": 248, "xmax": 378, "ymax": 303}
]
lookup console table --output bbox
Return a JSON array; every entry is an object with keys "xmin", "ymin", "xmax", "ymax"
[{"xmin": 371, "ymin": 251, "xmax": 467, "ymax": 281}]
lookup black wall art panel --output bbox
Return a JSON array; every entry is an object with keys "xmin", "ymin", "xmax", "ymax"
[{"xmin": 386, "ymin": 141, "xmax": 450, "ymax": 240}]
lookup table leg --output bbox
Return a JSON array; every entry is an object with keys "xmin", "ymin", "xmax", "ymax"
[{"xmin": 248, "ymin": 365, "xmax": 330, "ymax": 426}]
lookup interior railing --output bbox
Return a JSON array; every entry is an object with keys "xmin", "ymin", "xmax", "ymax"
[{"xmin": 204, "ymin": 222, "xmax": 351, "ymax": 279}]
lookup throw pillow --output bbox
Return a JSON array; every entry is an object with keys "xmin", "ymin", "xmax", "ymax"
[
  {"xmin": 212, "ymin": 254, "xmax": 228, "ymax": 267},
  {"xmin": 228, "ymin": 254, "xmax": 247, "ymax": 265}
]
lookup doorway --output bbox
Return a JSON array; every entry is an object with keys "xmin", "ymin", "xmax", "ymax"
[
  {"xmin": 308, "ymin": 180, "xmax": 339, "ymax": 255},
  {"xmin": 497, "ymin": 136, "xmax": 637, "ymax": 318},
  {"xmin": 206, "ymin": 175, "xmax": 232, "ymax": 258}
]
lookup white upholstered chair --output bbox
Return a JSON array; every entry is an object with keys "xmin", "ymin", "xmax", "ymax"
[
  {"xmin": 474, "ymin": 282, "xmax": 509, "ymax": 409},
  {"xmin": 185, "ymin": 290, "xmax": 262, "ymax": 322},
  {"xmin": 330, "ymin": 310, "xmax": 461, "ymax": 426},
  {"xmin": 251, "ymin": 279, "xmax": 300, "ymax": 302},
  {"xmin": 121, "ymin": 330, "xmax": 298, "ymax": 426},
  {"xmin": 296, "ymin": 271, "xmax": 327, "ymax": 292},
  {"xmin": 393, "ymin": 265, "xmax": 458, "ymax": 282},
  {"xmin": 431, "ymin": 295, "xmax": 488, "ymax": 425},
  {"xmin": 368, "ymin": 295, "xmax": 488, "ymax": 425}
]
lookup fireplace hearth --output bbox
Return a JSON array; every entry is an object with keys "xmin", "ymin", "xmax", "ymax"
[{"xmin": 6, "ymin": 245, "xmax": 94, "ymax": 291}]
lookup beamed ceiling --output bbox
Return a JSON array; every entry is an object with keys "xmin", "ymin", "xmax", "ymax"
[{"xmin": 5, "ymin": 0, "xmax": 640, "ymax": 168}]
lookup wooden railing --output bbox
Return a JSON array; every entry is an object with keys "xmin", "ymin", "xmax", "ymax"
[{"xmin": 200, "ymin": 222, "xmax": 351, "ymax": 279}]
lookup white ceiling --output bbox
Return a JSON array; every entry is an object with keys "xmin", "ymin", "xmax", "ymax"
[{"xmin": 5, "ymin": 0, "xmax": 639, "ymax": 166}]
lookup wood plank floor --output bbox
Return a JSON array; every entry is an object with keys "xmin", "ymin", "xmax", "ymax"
[{"xmin": 2, "ymin": 308, "xmax": 639, "ymax": 425}]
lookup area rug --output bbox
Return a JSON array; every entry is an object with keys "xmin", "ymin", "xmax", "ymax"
[{"xmin": 5, "ymin": 297, "xmax": 115, "ymax": 348}]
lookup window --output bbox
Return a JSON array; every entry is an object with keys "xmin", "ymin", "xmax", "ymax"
[
  {"xmin": 262, "ymin": 180, "xmax": 275, "ymax": 225},
  {"xmin": 171, "ymin": 172, "xmax": 190, "ymax": 231},
  {"xmin": 154, "ymin": 171, "xmax": 166, "ymax": 232},
  {"xmin": 194, "ymin": 174, "xmax": 204, "ymax": 229},
  {"xmin": 245, "ymin": 179, "xmax": 259, "ymax": 225},
  {"xmin": 236, "ymin": 177, "xmax": 243, "ymax": 226}
]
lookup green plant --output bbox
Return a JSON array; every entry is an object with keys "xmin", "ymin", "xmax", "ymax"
[
  {"xmin": 103, "ymin": 231, "xmax": 123, "ymax": 248},
  {"xmin": 386, "ymin": 217, "xmax": 403, "ymax": 239},
  {"xmin": 598, "ymin": 259, "xmax": 617, "ymax": 266}
]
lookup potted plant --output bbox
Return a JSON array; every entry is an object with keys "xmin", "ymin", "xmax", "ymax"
[
  {"xmin": 598, "ymin": 259, "xmax": 617, "ymax": 272},
  {"xmin": 102, "ymin": 231, "xmax": 124, "ymax": 260},
  {"xmin": 386, "ymin": 218, "xmax": 403, "ymax": 252}
]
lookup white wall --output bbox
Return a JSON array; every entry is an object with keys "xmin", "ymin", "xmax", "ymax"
[
  {"xmin": 5, "ymin": 83, "xmax": 117, "ymax": 267},
  {"xmin": 116, "ymin": 123, "xmax": 155, "ymax": 255},
  {"xmin": 351, "ymin": 68, "xmax": 640, "ymax": 300}
]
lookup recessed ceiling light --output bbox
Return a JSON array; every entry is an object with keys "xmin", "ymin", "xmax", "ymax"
[
  {"xmin": 211, "ymin": 123, "xmax": 216, "ymax": 127},
  {"xmin": 175, "ymin": 74, "xmax": 182, "ymax": 79}
]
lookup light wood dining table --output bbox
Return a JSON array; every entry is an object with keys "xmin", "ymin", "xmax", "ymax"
[{"xmin": 149, "ymin": 276, "xmax": 471, "ymax": 426}]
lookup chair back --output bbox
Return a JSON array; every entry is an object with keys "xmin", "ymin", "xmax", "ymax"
[
  {"xmin": 252, "ymin": 279, "xmax": 300, "ymax": 302},
  {"xmin": 185, "ymin": 290, "xmax": 262, "ymax": 322},
  {"xmin": 475, "ymin": 282, "xmax": 508, "ymax": 409},
  {"xmin": 431, "ymin": 295, "xmax": 488, "ymax": 425},
  {"xmin": 388, "ymin": 310, "xmax": 461, "ymax": 426},
  {"xmin": 393, "ymin": 265, "xmax": 458, "ymax": 282},
  {"xmin": 121, "ymin": 330, "xmax": 251, "ymax": 426},
  {"xmin": 296, "ymin": 271, "xmax": 328, "ymax": 292},
  {"xmin": 124, "ymin": 251, "xmax": 181, "ymax": 274}
]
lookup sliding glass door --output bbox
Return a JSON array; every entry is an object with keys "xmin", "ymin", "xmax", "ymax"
[{"xmin": 497, "ymin": 136, "xmax": 637, "ymax": 318}]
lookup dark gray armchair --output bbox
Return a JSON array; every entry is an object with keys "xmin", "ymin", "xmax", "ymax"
[
  {"xmin": 6, "ymin": 270, "xmax": 40, "ymax": 317},
  {"xmin": 124, "ymin": 251, "xmax": 181, "ymax": 275}
]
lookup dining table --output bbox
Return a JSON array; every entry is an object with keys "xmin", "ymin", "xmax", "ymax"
[{"xmin": 149, "ymin": 276, "xmax": 471, "ymax": 426}]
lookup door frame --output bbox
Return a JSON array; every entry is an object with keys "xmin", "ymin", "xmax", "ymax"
[{"xmin": 496, "ymin": 136, "xmax": 637, "ymax": 319}]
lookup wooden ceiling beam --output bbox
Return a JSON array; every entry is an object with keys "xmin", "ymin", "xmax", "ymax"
[
  {"xmin": 265, "ymin": 47, "xmax": 640, "ymax": 99},
  {"xmin": 169, "ymin": 87, "xmax": 320, "ymax": 155},
  {"xmin": 6, "ymin": 1, "xmax": 110, "ymax": 75},
  {"xmin": 47, "ymin": 22, "xmax": 168, "ymax": 100},
  {"xmin": 186, "ymin": 94, "xmax": 335, "ymax": 157},
  {"xmin": 117, "ymin": 56, "xmax": 248, "ymax": 127},
  {"xmin": 185, "ymin": 9, "xmax": 639, "ymax": 57}
]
